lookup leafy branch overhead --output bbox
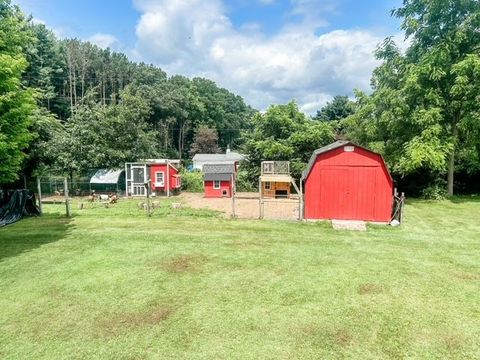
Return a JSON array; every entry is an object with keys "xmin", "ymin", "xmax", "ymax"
[{"xmin": 345, "ymin": 0, "xmax": 480, "ymax": 195}]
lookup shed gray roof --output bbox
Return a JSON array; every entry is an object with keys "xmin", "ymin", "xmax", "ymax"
[
  {"xmin": 90, "ymin": 169, "xmax": 124, "ymax": 184},
  {"xmin": 204, "ymin": 173, "xmax": 232, "ymax": 181},
  {"xmin": 203, "ymin": 162, "xmax": 236, "ymax": 174},
  {"xmin": 192, "ymin": 151, "xmax": 244, "ymax": 162}
]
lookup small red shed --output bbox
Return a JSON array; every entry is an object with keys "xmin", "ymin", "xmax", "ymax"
[
  {"xmin": 301, "ymin": 141, "xmax": 393, "ymax": 223},
  {"xmin": 149, "ymin": 160, "xmax": 181, "ymax": 195},
  {"xmin": 203, "ymin": 162, "xmax": 236, "ymax": 198}
]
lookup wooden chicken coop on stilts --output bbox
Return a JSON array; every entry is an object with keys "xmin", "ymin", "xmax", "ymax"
[{"xmin": 258, "ymin": 161, "xmax": 302, "ymax": 219}]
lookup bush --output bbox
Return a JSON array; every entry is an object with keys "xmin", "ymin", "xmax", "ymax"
[
  {"xmin": 236, "ymin": 169, "xmax": 256, "ymax": 192},
  {"xmin": 421, "ymin": 181, "xmax": 448, "ymax": 200},
  {"xmin": 180, "ymin": 170, "xmax": 203, "ymax": 192}
]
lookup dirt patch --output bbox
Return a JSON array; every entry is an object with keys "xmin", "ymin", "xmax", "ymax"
[
  {"xmin": 97, "ymin": 305, "xmax": 173, "ymax": 337},
  {"xmin": 178, "ymin": 192, "xmax": 299, "ymax": 220},
  {"xmin": 358, "ymin": 283, "xmax": 382, "ymax": 295},
  {"xmin": 299, "ymin": 325, "xmax": 352, "ymax": 347},
  {"xmin": 300, "ymin": 323, "xmax": 320, "ymax": 336},
  {"xmin": 443, "ymin": 332, "xmax": 465, "ymax": 351},
  {"xmin": 334, "ymin": 328, "xmax": 352, "ymax": 346},
  {"xmin": 454, "ymin": 272, "xmax": 480, "ymax": 281},
  {"xmin": 162, "ymin": 254, "xmax": 206, "ymax": 273}
]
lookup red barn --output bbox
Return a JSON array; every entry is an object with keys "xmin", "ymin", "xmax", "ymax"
[
  {"xmin": 301, "ymin": 141, "xmax": 393, "ymax": 223},
  {"xmin": 203, "ymin": 162, "xmax": 235, "ymax": 198},
  {"xmin": 125, "ymin": 160, "xmax": 181, "ymax": 197}
]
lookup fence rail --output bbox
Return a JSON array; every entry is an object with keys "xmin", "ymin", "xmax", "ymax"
[{"xmin": 27, "ymin": 177, "xmax": 125, "ymax": 198}]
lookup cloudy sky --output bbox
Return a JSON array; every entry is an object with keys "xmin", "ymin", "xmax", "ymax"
[{"xmin": 15, "ymin": 0, "xmax": 404, "ymax": 113}]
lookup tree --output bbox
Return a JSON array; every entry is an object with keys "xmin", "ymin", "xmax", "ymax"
[
  {"xmin": 242, "ymin": 101, "xmax": 334, "ymax": 182},
  {"xmin": 189, "ymin": 126, "xmax": 221, "ymax": 156},
  {"xmin": 0, "ymin": 1, "xmax": 36, "ymax": 184},
  {"xmin": 48, "ymin": 86, "xmax": 158, "ymax": 176},
  {"xmin": 314, "ymin": 95, "xmax": 356, "ymax": 122},
  {"xmin": 24, "ymin": 22, "xmax": 66, "ymax": 114},
  {"xmin": 345, "ymin": 0, "xmax": 480, "ymax": 195},
  {"xmin": 192, "ymin": 77, "xmax": 255, "ymax": 148}
]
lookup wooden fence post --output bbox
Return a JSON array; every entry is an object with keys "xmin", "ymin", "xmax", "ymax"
[
  {"xmin": 146, "ymin": 179, "xmax": 152, "ymax": 217},
  {"xmin": 231, "ymin": 174, "xmax": 236, "ymax": 218},
  {"xmin": 64, "ymin": 177, "xmax": 71, "ymax": 217},
  {"xmin": 400, "ymin": 192, "xmax": 405, "ymax": 224},
  {"xmin": 166, "ymin": 160, "xmax": 170, "ymax": 198},
  {"xmin": 37, "ymin": 177, "xmax": 43, "ymax": 216},
  {"xmin": 258, "ymin": 177, "xmax": 263, "ymax": 219},
  {"xmin": 299, "ymin": 179, "xmax": 303, "ymax": 221}
]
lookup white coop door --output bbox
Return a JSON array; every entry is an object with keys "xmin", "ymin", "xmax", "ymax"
[{"xmin": 131, "ymin": 165, "xmax": 147, "ymax": 196}]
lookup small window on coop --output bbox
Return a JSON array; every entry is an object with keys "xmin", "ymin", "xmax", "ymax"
[
  {"xmin": 155, "ymin": 172, "xmax": 164, "ymax": 186},
  {"xmin": 265, "ymin": 182, "xmax": 271, "ymax": 190},
  {"xmin": 344, "ymin": 146, "xmax": 355, "ymax": 152},
  {"xmin": 213, "ymin": 180, "xmax": 221, "ymax": 189}
]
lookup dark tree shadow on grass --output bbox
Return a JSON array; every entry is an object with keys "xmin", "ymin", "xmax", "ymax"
[
  {"xmin": 0, "ymin": 214, "xmax": 74, "ymax": 262},
  {"xmin": 447, "ymin": 195, "xmax": 480, "ymax": 204},
  {"xmin": 406, "ymin": 196, "xmax": 480, "ymax": 205}
]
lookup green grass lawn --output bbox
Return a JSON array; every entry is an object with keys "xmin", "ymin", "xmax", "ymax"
[{"xmin": 0, "ymin": 197, "xmax": 479, "ymax": 359}]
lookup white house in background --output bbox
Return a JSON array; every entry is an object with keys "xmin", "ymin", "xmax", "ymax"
[{"xmin": 192, "ymin": 148, "xmax": 245, "ymax": 171}]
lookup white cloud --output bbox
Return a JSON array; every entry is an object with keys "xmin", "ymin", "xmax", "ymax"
[
  {"xmin": 88, "ymin": 33, "xmax": 120, "ymax": 50},
  {"xmin": 132, "ymin": 0, "xmax": 387, "ymax": 113},
  {"xmin": 30, "ymin": 17, "xmax": 71, "ymax": 39}
]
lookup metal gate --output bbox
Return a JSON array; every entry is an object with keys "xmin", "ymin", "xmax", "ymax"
[{"xmin": 259, "ymin": 196, "xmax": 301, "ymax": 220}]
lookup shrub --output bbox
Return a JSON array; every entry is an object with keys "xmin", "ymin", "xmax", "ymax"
[
  {"xmin": 421, "ymin": 180, "xmax": 448, "ymax": 200},
  {"xmin": 236, "ymin": 169, "xmax": 256, "ymax": 192},
  {"xmin": 180, "ymin": 170, "xmax": 203, "ymax": 192}
]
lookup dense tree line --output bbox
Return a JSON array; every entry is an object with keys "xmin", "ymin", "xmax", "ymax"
[
  {"xmin": 344, "ymin": 0, "xmax": 480, "ymax": 196},
  {"xmin": 0, "ymin": 0, "xmax": 254, "ymax": 183},
  {"xmin": 1, "ymin": 0, "xmax": 479, "ymax": 197}
]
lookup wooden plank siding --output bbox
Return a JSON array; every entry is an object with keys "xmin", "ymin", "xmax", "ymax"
[{"xmin": 304, "ymin": 144, "xmax": 393, "ymax": 222}]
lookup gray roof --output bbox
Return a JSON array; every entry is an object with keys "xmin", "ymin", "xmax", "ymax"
[
  {"xmin": 204, "ymin": 173, "xmax": 233, "ymax": 181},
  {"xmin": 192, "ymin": 151, "xmax": 244, "ymax": 162},
  {"xmin": 301, "ymin": 141, "xmax": 350, "ymax": 180},
  {"xmin": 90, "ymin": 169, "xmax": 124, "ymax": 184},
  {"xmin": 203, "ymin": 162, "xmax": 236, "ymax": 174}
]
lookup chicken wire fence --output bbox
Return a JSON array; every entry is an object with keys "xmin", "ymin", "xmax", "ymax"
[
  {"xmin": 26, "ymin": 174, "xmax": 126, "ymax": 200},
  {"xmin": 231, "ymin": 194, "xmax": 301, "ymax": 221}
]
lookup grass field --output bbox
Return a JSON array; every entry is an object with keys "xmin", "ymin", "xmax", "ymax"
[{"xmin": 0, "ymin": 197, "xmax": 479, "ymax": 359}]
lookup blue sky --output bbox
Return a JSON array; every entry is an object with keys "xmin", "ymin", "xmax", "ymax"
[{"xmin": 15, "ymin": 0, "xmax": 405, "ymax": 112}]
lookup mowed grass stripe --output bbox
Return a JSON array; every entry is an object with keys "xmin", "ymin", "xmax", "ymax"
[{"xmin": 0, "ymin": 197, "xmax": 479, "ymax": 359}]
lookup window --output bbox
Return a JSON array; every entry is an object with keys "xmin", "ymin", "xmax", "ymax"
[
  {"xmin": 344, "ymin": 146, "xmax": 355, "ymax": 152},
  {"xmin": 213, "ymin": 180, "xmax": 221, "ymax": 189},
  {"xmin": 155, "ymin": 171, "xmax": 164, "ymax": 186},
  {"xmin": 265, "ymin": 182, "xmax": 271, "ymax": 190},
  {"xmin": 262, "ymin": 162, "xmax": 274, "ymax": 174},
  {"xmin": 177, "ymin": 177, "xmax": 181, "ymax": 187}
]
